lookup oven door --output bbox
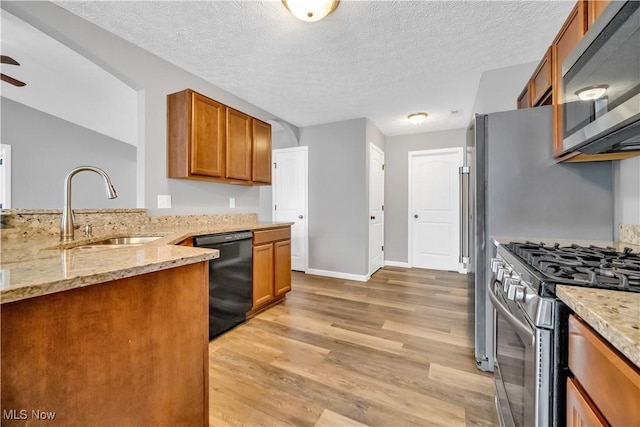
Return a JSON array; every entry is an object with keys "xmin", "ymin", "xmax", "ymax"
[{"xmin": 489, "ymin": 283, "xmax": 536, "ymax": 427}]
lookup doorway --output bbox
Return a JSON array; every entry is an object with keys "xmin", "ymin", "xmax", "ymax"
[
  {"xmin": 408, "ymin": 147, "xmax": 463, "ymax": 272},
  {"xmin": 369, "ymin": 143, "xmax": 385, "ymax": 276},
  {"xmin": 272, "ymin": 147, "xmax": 308, "ymax": 272}
]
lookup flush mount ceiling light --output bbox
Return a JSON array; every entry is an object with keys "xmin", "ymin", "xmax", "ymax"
[
  {"xmin": 575, "ymin": 85, "xmax": 609, "ymax": 101},
  {"xmin": 407, "ymin": 112, "xmax": 428, "ymax": 125},
  {"xmin": 282, "ymin": 0, "xmax": 340, "ymax": 22}
]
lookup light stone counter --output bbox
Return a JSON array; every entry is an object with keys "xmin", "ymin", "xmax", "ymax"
[
  {"xmin": 556, "ymin": 286, "xmax": 640, "ymax": 369},
  {"xmin": 0, "ymin": 210, "xmax": 292, "ymax": 304}
]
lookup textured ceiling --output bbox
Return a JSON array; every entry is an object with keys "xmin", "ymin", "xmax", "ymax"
[{"xmin": 54, "ymin": 0, "xmax": 575, "ymax": 136}]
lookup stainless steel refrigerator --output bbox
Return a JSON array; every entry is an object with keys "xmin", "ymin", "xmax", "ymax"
[{"xmin": 460, "ymin": 105, "xmax": 614, "ymax": 372}]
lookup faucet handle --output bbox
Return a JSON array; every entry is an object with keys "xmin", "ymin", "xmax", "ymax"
[{"xmin": 82, "ymin": 224, "xmax": 93, "ymax": 238}]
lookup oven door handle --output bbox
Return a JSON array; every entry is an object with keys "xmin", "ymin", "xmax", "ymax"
[{"xmin": 488, "ymin": 280, "xmax": 535, "ymax": 347}]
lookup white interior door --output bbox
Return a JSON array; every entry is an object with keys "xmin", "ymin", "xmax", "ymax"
[
  {"xmin": 272, "ymin": 147, "xmax": 308, "ymax": 272},
  {"xmin": 409, "ymin": 148, "xmax": 463, "ymax": 272},
  {"xmin": 369, "ymin": 143, "xmax": 384, "ymax": 275}
]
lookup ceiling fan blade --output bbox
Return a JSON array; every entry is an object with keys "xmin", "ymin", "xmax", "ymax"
[
  {"xmin": 1, "ymin": 56, "xmax": 20, "ymax": 66},
  {"xmin": 1, "ymin": 73, "xmax": 26, "ymax": 87}
]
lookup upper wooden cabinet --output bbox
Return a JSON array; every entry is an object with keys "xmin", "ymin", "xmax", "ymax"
[
  {"xmin": 167, "ymin": 89, "xmax": 225, "ymax": 179},
  {"xmin": 226, "ymin": 107, "xmax": 252, "ymax": 182},
  {"xmin": 167, "ymin": 88, "xmax": 272, "ymax": 185},
  {"xmin": 530, "ymin": 47, "xmax": 553, "ymax": 107},
  {"xmin": 252, "ymin": 119, "xmax": 272, "ymax": 184},
  {"xmin": 516, "ymin": 0, "xmax": 638, "ymax": 162}
]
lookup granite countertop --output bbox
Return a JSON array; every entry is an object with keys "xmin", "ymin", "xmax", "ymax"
[
  {"xmin": 0, "ymin": 221, "xmax": 291, "ymax": 304},
  {"xmin": 556, "ymin": 286, "xmax": 640, "ymax": 369}
]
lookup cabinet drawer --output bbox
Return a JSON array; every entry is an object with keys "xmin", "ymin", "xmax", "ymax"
[
  {"xmin": 253, "ymin": 227, "xmax": 291, "ymax": 245},
  {"xmin": 566, "ymin": 377, "xmax": 607, "ymax": 427},
  {"xmin": 568, "ymin": 315, "xmax": 640, "ymax": 426}
]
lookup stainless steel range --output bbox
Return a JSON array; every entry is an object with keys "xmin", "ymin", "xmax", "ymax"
[{"xmin": 490, "ymin": 241, "xmax": 640, "ymax": 427}]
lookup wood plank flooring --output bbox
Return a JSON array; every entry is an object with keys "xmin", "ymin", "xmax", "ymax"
[{"xmin": 208, "ymin": 267, "xmax": 499, "ymax": 427}]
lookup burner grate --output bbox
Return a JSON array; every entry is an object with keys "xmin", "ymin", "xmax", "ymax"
[{"xmin": 505, "ymin": 241, "xmax": 640, "ymax": 293}]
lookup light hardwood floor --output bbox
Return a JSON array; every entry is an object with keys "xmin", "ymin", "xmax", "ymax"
[{"xmin": 208, "ymin": 267, "xmax": 499, "ymax": 427}]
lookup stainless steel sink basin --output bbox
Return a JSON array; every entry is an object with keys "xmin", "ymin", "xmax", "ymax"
[
  {"xmin": 73, "ymin": 236, "xmax": 162, "ymax": 249},
  {"xmin": 91, "ymin": 236, "xmax": 162, "ymax": 245}
]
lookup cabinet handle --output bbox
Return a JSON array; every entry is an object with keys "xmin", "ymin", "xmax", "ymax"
[
  {"xmin": 414, "ymin": 214, "xmax": 419, "ymax": 219},
  {"xmin": 298, "ymin": 215, "xmax": 304, "ymax": 219},
  {"xmin": 370, "ymin": 216, "xmax": 376, "ymax": 220}
]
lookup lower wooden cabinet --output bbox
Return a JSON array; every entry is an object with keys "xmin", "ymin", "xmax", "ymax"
[
  {"xmin": 567, "ymin": 315, "xmax": 640, "ymax": 426},
  {"xmin": 250, "ymin": 226, "xmax": 291, "ymax": 316}
]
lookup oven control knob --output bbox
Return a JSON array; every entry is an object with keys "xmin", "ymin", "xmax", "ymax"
[
  {"xmin": 507, "ymin": 283, "xmax": 526, "ymax": 302},
  {"xmin": 497, "ymin": 267, "xmax": 511, "ymax": 282},
  {"xmin": 490, "ymin": 258, "xmax": 504, "ymax": 273}
]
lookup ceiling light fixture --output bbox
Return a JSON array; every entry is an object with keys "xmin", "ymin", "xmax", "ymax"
[
  {"xmin": 282, "ymin": 0, "xmax": 340, "ymax": 22},
  {"xmin": 407, "ymin": 112, "xmax": 428, "ymax": 125},
  {"xmin": 575, "ymin": 85, "xmax": 609, "ymax": 101}
]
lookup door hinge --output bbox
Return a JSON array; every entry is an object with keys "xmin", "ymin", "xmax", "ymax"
[
  {"xmin": 382, "ymin": 164, "xmax": 385, "ymax": 171},
  {"xmin": 382, "ymin": 205, "xmax": 384, "ymax": 211},
  {"xmin": 274, "ymin": 204, "xmax": 277, "ymax": 211},
  {"xmin": 381, "ymin": 245, "xmax": 384, "ymax": 251},
  {"xmin": 274, "ymin": 162, "xmax": 277, "ymax": 169}
]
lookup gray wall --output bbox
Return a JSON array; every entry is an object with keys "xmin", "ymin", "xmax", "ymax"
[
  {"xmin": 384, "ymin": 128, "xmax": 466, "ymax": 264},
  {"xmin": 1, "ymin": 98, "xmax": 136, "ymax": 209},
  {"xmin": 5, "ymin": 1, "xmax": 292, "ymax": 216},
  {"xmin": 472, "ymin": 61, "xmax": 537, "ymax": 115},
  {"xmin": 300, "ymin": 118, "xmax": 368, "ymax": 276},
  {"xmin": 614, "ymin": 157, "xmax": 640, "ymax": 229}
]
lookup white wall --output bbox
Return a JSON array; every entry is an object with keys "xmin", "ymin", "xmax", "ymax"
[
  {"xmin": 4, "ymin": 1, "xmax": 291, "ymax": 216},
  {"xmin": 2, "ymin": 98, "xmax": 137, "ymax": 209}
]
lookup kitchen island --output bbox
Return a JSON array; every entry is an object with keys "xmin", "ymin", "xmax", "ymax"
[{"xmin": 0, "ymin": 212, "xmax": 291, "ymax": 426}]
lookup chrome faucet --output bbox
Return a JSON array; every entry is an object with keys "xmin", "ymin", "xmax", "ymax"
[{"xmin": 60, "ymin": 166, "xmax": 117, "ymax": 242}]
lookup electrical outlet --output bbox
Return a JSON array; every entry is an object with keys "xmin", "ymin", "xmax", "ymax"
[
  {"xmin": 157, "ymin": 195, "xmax": 172, "ymax": 209},
  {"xmin": 229, "ymin": 197, "xmax": 236, "ymax": 209}
]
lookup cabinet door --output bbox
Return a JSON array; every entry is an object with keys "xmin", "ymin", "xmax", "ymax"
[
  {"xmin": 252, "ymin": 244, "xmax": 274, "ymax": 308},
  {"xmin": 552, "ymin": 1, "xmax": 587, "ymax": 157},
  {"xmin": 588, "ymin": 0, "xmax": 610, "ymax": 27},
  {"xmin": 191, "ymin": 93, "xmax": 225, "ymax": 177},
  {"xmin": 274, "ymin": 240, "xmax": 292, "ymax": 297},
  {"xmin": 531, "ymin": 48, "xmax": 552, "ymax": 106},
  {"xmin": 252, "ymin": 119, "xmax": 272, "ymax": 184},
  {"xmin": 566, "ymin": 378, "xmax": 607, "ymax": 427},
  {"xmin": 226, "ymin": 108, "xmax": 252, "ymax": 181}
]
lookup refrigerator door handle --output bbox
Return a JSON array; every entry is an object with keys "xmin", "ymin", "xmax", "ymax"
[{"xmin": 459, "ymin": 166, "xmax": 470, "ymax": 265}]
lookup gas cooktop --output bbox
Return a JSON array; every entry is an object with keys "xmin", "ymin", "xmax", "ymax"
[{"xmin": 500, "ymin": 241, "xmax": 640, "ymax": 294}]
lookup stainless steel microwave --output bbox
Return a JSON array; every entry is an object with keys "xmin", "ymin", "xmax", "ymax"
[{"xmin": 561, "ymin": 0, "xmax": 640, "ymax": 155}]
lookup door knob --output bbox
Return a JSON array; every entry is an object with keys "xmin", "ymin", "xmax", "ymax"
[
  {"xmin": 298, "ymin": 215, "xmax": 304, "ymax": 219},
  {"xmin": 370, "ymin": 216, "xmax": 376, "ymax": 220},
  {"xmin": 414, "ymin": 214, "xmax": 418, "ymax": 219}
]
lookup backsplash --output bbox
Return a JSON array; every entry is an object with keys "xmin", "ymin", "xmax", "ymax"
[
  {"xmin": 0, "ymin": 209, "xmax": 258, "ymax": 239},
  {"xmin": 620, "ymin": 224, "xmax": 640, "ymax": 246}
]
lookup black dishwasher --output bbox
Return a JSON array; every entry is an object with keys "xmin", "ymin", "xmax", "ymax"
[{"xmin": 193, "ymin": 231, "xmax": 253, "ymax": 340}]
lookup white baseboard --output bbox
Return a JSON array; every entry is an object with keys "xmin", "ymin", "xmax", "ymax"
[
  {"xmin": 305, "ymin": 269, "xmax": 370, "ymax": 282},
  {"xmin": 384, "ymin": 260, "xmax": 411, "ymax": 268}
]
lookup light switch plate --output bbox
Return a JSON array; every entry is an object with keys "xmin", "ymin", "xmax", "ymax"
[
  {"xmin": 157, "ymin": 195, "xmax": 172, "ymax": 209},
  {"xmin": 229, "ymin": 197, "xmax": 235, "ymax": 209}
]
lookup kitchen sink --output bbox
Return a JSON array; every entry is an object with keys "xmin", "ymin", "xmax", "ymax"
[
  {"xmin": 90, "ymin": 236, "xmax": 162, "ymax": 245},
  {"xmin": 72, "ymin": 235, "xmax": 162, "ymax": 249}
]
